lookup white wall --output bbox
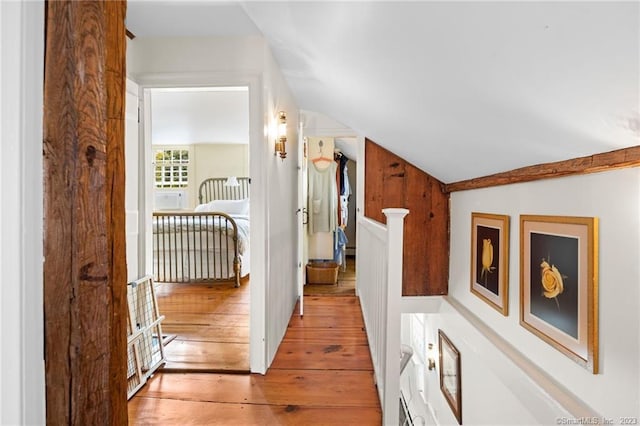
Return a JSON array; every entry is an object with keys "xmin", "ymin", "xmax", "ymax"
[
  {"xmin": 0, "ymin": 1, "xmax": 45, "ymax": 424},
  {"xmin": 125, "ymin": 79, "xmax": 140, "ymax": 281},
  {"xmin": 262, "ymin": 48, "xmax": 300, "ymax": 367},
  {"xmin": 192, "ymin": 143, "xmax": 249, "ymax": 206},
  {"xmin": 403, "ymin": 168, "xmax": 640, "ymax": 425},
  {"xmin": 128, "ymin": 35, "xmax": 299, "ymax": 373},
  {"xmin": 128, "ymin": 36, "xmax": 265, "ymax": 76}
]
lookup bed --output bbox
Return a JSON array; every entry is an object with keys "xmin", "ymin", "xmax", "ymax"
[{"xmin": 152, "ymin": 177, "xmax": 250, "ymax": 287}]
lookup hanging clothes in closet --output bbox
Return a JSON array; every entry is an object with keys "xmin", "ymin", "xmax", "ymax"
[
  {"xmin": 307, "ymin": 137, "xmax": 339, "ymax": 262},
  {"xmin": 336, "ymin": 152, "xmax": 351, "ymax": 227},
  {"xmin": 333, "ymin": 150, "xmax": 350, "ymax": 267},
  {"xmin": 308, "ymin": 158, "xmax": 337, "ymax": 233}
]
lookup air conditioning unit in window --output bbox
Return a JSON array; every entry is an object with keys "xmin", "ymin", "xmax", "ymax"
[{"xmin": 154, "ymin": 190, "xmax": 186, "ymax": 210}]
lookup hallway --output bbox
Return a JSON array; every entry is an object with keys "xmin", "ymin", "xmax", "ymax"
[{"xmin": 128, "ymin": 294, "xmax": 381, "ymax": 425}]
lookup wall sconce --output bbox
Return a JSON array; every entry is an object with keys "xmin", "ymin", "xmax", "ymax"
[
  {"xmin": 275, "ymin": 110, "xmax": 287, "ymax": 159},
  {"xmin": 427, "ymin": 343, "xmax": 436, "ymax": 371}
]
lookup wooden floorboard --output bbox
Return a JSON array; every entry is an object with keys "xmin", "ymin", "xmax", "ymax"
[
  {"xmin": 293, "ymin": 303, "xmax": 363, "ymax": 318},
  {"xmin": 157, "ymin": 279, "xmax": 250, "ymax": 373},
  {"xmin": 162, "ymin": 312, "xmax": 249, "ymax": 327},
  {"xmin": 135, "ymin": 369, "xmax": 379, "ymax": 408},
  {"xmin": 160, "ymin": 301, "xmax": 249, "ymax": 315},
  {"xmin": 129, "ymin": 256, "xmax": 380, "ymax": 424},
  {"xmin": 161, "ymin": 324, "xmax": 249, "ymax": 343},
  {"xmin": 129, "ymin": 396, "xmax": 381, "ymax": 426},
  {"xmin": 162, "ymin": 341, "xmax": 250, "ymax": 372},
  {"xmin": 282, "ymin": 327, "xmax": 368, "ymax": 345},
  {"xmin": 270, "ymin": 342, "xmax": 373, "ymax": 371},
  {"xmin": 288, "ymin": 314, "xmax": 364, "ymax": 329},
  {"xmin": 301, "ymin": 295, "xmax": 361, "ymax": 306}
]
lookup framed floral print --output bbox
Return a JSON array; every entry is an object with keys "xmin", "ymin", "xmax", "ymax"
[
  {"xmin": 470, "ymin": 212, "xmax": 510, "ymax": 315},
  {"xmin": 439, "ymin": 329, "xmax": 462, "ymax": 425},
  {"xmin": 520, "ymin": 215, "xmax": 599, "ymax": 373}
]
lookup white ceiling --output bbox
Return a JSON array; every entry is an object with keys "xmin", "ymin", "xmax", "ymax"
[
  {"xmin": 150, "ymin": 87, "xmax": 250, "ymax": 145},
  {"xmin": 127, "ymin": 1, "xmax": 639, "ymax": 182}
]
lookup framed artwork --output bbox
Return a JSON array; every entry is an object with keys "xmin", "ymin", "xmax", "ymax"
[
  {"xmin": 470, "ymin": 212, "xmax": 510, "ymax": 315},
  {"xmin": 520, "ymin": 215, "xmax": 598, "ymax": 373},
  {"xmin": 439, "ymin": 329, "xmax": 462, "ymax": 425}
]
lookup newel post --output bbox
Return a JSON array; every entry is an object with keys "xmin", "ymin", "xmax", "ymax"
[{"xmin": 382, "ymin": 208, "xmax": 409, "ymax": 426}]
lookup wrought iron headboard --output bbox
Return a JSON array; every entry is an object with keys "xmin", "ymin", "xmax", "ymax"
[{"xmin": 198, "ymin": 177, "xmax": 250, "ymax": 204}]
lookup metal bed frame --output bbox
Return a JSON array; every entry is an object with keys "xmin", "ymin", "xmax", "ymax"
[
  {"xmin": 152, "ymin": 177, "xmax": 249, "ymax": 287},
  {"xmin": 198, "ymin": 177, "xmax": 250, "ymax": 204}
]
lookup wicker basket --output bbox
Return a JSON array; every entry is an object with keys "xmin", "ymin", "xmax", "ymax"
[{"xmin": 306, "ymin": 262, "xmax": 339, "ymax": 285}]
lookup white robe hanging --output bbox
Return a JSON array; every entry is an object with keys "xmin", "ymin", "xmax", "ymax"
[{"xmin": 308, "ymin": 161, "xmax": 338, "ymax": 233}]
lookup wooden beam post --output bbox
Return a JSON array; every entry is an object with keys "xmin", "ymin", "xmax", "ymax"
[
  {"xmin": 43, "ymin": 1, "xmax": 128, "ymax": 424},
  {"xmin": 445, "ymin": 145, "xmax": 640, "ymax": 192}
]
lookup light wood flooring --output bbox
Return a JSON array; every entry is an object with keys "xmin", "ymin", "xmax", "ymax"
[
  {"xmin": 128, "ymin": 294, "xmax": 381, "ymax": 425},
  {"xmin": 156, "ymin": 255, "xmax": 356, "ymax": 373},
  {"xmin": 156, "ymin": 278, "xmax": 250, "ymax": 372}
]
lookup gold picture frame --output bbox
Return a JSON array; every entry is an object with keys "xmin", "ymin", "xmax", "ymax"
[
  {"xmin": 520, "ymin": 215, "xmax": 598, "ymax": 373},
  {"xmin": 439, "ymin": 329, "xmax": 462, "ymax": 425},
  {"xmin": 470, "ymin": 212, "xmax": 510, "ymax": 315}
]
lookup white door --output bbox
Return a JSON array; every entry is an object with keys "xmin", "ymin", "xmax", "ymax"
[
  {"xmin": 124, "ymin": 79, "xmax": 140, "ymax": 282},
  {"xmin": 297, "ymin": 126, "xmax": 308, "ymax": 315}
]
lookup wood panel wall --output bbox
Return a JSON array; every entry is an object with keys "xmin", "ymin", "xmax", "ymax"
[
  {"xmin": 43, "ymin": 1, "xmax": 128, "ymax": 424},
  {"xmin": 365, "ymin": 140, "xmax": 449, "ymax": 295}
]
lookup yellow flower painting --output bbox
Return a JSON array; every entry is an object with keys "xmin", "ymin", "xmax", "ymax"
[
  {"xmin": 520, "ymin": 214, "xmax": 598, "ymax": 373},
  {"xmin": 540, "ymin": 257, "xmax": 566, "ymax": 310},
  {"xmin": 471, "ymin": 213, "xmax": 509, "ymax": 316},
  {"xmin": 480, "ymin": 238, "xmax": 495, "ymax": 285}
]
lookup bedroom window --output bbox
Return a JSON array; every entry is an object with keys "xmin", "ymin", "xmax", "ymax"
[{"xmin": 154, "ymin": 148, "xmax": 189, "ymax": 188}]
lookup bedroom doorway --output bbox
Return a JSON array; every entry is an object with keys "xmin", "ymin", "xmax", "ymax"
[{"xmin": 141, "ymin": 86, "xmax": 251, "ymax": 372}]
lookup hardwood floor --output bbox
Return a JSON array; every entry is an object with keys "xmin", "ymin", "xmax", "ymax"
[
  {"xmin": 156, "ymin": 279, "xmax": 250, "ymax": 372},
  {"xmin": 128, "ymin": 294, "xmax": 381, "ymax": 425},
  {"xmin": 155, "ymin": 254, "xmax": 356, "ymax": 373}
]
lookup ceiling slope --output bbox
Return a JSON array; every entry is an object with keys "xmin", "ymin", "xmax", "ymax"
[{"xmin": 128, "ymin": 1, "xmax": 640, "ymax": 182}]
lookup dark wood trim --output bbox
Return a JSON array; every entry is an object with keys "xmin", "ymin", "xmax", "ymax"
[
  {"xmin": 43, "ymin": 1, "xmax": 128, "ymax": 424},
  {"xmin": 445, "ymin": 145, "xmax": 640, "ymax": 193}
]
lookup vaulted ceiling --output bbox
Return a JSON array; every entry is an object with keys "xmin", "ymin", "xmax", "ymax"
[{"xmin": 126, "ymin": 1, "xmax": 639, "ymax": 182}]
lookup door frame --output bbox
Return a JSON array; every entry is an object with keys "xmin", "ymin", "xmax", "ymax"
[
  {"xmin": 296, "ymin": 124, "xmax": 308, "ymax": 315},
  {"xmin": 0, "ymin": 1, "xmax": 45, "ymax": 423},
  {"xmin": 133, "ymin": 72, "xmax": 268, "ymax": 373}
]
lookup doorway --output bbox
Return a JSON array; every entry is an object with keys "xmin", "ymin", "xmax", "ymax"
[
  {"xmin": 302, "ymin": 136, "xmax": 359, "ymax": 297},
  {"xmin": 136, "ymin": 86, "xmax": 251, "ymax": 372}
]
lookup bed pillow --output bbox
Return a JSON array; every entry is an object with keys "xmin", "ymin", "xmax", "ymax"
[
  {"xmin": 194, "ymin": 202, "xmax": 212, "ymax": 212},
  {"xmin": 195, "ymin": 199, "xmax": 249, "ymax": 215}
]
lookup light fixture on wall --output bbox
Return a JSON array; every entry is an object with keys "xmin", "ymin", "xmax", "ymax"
[
  {"xmin": 224, "ymin": 176, "xmax": 240, "ymax": 187},
  {"xmin": 427, "ymin": 343, "xmax": 436, "ymax": 371},
  {"xmin": 275, "ymin": 110, "xmax": 287, "ymax": 159}
]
